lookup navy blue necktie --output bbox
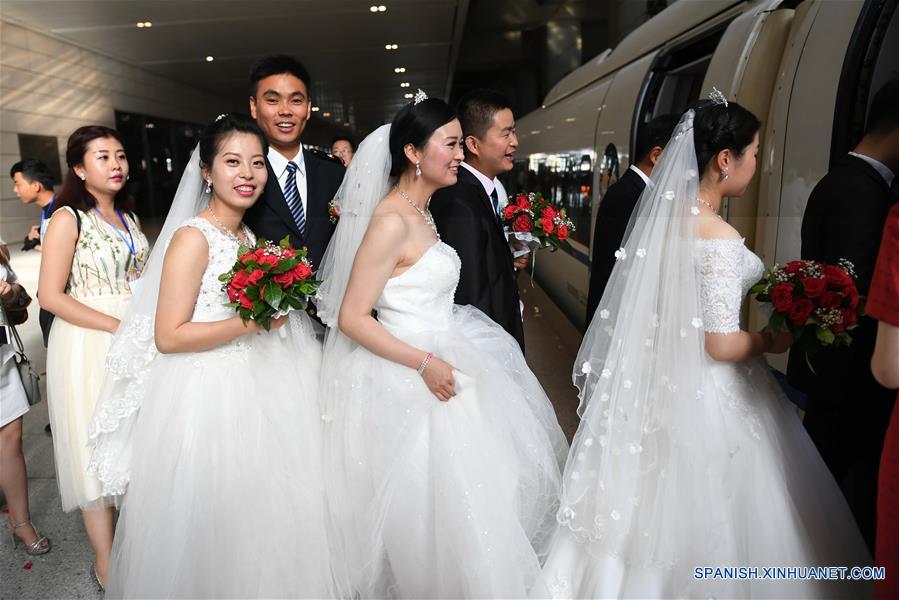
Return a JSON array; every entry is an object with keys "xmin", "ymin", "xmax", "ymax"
[
  {"xmin": 284, "ymin": 161, "xmax": 306, "ymax": 236},
  {"xmin": 490, "ymin": 187, "xmax": 500, "ymax": 220}
]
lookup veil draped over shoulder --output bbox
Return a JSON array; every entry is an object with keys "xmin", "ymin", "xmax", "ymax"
[
  {"xmin": 560, "ymin": 110, "xmax": 718, "ymax": 552},
  {"xmin": 87, "ymin": 145, "xmax": 210, "ymax": 500}
]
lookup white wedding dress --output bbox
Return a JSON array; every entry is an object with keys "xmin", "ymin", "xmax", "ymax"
[
  {"xmin": 102, "ymin": 218, "xmax": 333, "ymax": 598},
  {"xmin": 322, "ymin": 240, "xmax": 569, "ymax": 598},
  {"xmin": 542, "ymin": 237, "xmax": 872, "ymax": 598}
]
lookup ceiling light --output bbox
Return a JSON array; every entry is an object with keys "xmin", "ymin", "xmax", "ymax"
[
  {"xmin": 136, "ymin": 21, "xmax": 152, "ymax": 28},
  {"xmin": 322, "ymin": 112, "xmax": 332, "ymax": 118},
  {"xmin": 404, "ymin": 93, "xmax": 414, "ymax": 99},
  {"xmin": 394, "ymin": 67, "xmax": 406, "ymax": 73},
  {"xmin": 385, "ymin": 43, "xmax": 398, "ymax": 50},
  {"xmin": 378, "ymin": 5, "xmax": 387, "ymax": 11},
  {"xmin": 343, "ymin": 122, "xmax": 350, "ymax": 127},
  {"xmin": 311, "ymin": 106, "xmax": 320, "ymax": 112},
  {"xmin": 400, "ymin": 82, "xmax": 410, "ymax": 88},
  {"xmin": 205, "ymin": 56, "xmax": 214, "ymax": 62},
  {"xmin": 370, "ymin": 5, "xmax": 379, "ymax": 12}
]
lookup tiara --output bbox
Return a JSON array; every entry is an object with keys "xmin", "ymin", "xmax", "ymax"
[
  {"xmin": 215, "ymin": 113, "xmax": 229, "ymax": 122},
  {"xmin": 413, "ymin": 89, "xmax": 428, "ymax": 105},
  {"xmin": 708, "ymin": 87, "xmax": 728, "ymax": 108}
]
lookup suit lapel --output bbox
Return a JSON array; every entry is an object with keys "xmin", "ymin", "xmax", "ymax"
[
  {"xmin": 303, "ymin": 149, "xmax": 329, "ymax": 250},
  {"xmin": 458, "ymin": 168, "xmax": 504, "ymax": 234},
  {"xmin": 263, "ymin": 157, "xmax": 305, "ymax": 244}
]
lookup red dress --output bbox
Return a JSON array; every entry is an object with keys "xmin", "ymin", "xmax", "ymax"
[{"xmin": 867, "ymin": 202, "xmax": 899, "ymax": 600}]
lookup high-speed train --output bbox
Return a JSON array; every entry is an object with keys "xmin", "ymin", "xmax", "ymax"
[{"xmin": 509, "ymin": 0, "xmax": 898, "ymax": 333}]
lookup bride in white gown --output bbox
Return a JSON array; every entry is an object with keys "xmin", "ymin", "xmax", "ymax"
[
  {"xmin": 541, "ymin": 100, "xmax": 872, "ymax": 598},
  {"xmin": 87, "ymin": 114, "xmax": 333, "ymax": 598},
  {"xmin": 317, "ymin": 97, "xmax": 568, "ymax": 598}
]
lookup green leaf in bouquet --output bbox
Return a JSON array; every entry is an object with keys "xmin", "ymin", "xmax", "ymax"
[
  {"xmin": 250, "ymin": 300, "xmax": 263, "ymax": 316},
  {"xmin": 264, "ymin": 284, "xmax": 283, "ymax": 309},
  {"xmin": 237, "ymin": 243, "xmax": 250, "ymax": 257},
  {"xmin": 769, "ymin": 311, "xmax": 786, "ymax": 332},
  {"xmin": 218, "ymin": 272, "xmax": 232, "ymax": 283},
  {"xmin": 815, "ymin": 326, "xmax": 835, "ymax": 345},
  {"xmin": 246, "ymin": 286, "xmax": 260, "ymax": 301},
  {"xmin": 279, "ymin": 235, "xmax": 291, "ymax": 249}
]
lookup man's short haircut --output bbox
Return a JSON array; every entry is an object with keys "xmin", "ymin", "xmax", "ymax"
[
  {"xmin": 634, "ymin": 114, "xmax": 679, "ymax": 163},
  {"xmin": 331, "ymin": 135, "xmax": 356, "ymax": 151},
  {"xmin": 249, "ymin": 55, "xmax": 312, "ymax": 97},
  {"xmin": 456, "ymin": 89, "xmax": 513, "ymax": 143},
  {"xmin": 865, "ymin": 78, "xmax": 899, "ymax": 136},
  {"xmin": 9, "ymin": 159, "xmax": 55, "ymax": 190}
]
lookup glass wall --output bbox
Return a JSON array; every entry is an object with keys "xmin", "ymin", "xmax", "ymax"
[
  {"xmin": 115, "ymin": 111, "xmax": 201, "ymax": 229},
  {"xmin": 507, "ymin": 148, "xmax": 595, "ymax": 248}
]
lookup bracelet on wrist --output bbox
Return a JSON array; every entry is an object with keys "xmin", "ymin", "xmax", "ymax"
[{"xmin": 417, "ymin": 352, "xmax": 433, "ymax": 375}]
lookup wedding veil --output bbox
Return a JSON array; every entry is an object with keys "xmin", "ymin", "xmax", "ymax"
[
  {"xmin": 560, "ymin": 110, "xmax": 717, "ymax": 553},
  {"xmin": 87, "ymin": 145, "xmax": 210, "ymax": 500}
]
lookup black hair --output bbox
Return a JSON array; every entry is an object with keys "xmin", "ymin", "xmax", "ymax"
[
  {"xmin": 865, "ymin": 78, "xmax": 899, "ymax": 136},
  {"xmin": 198, "ymin": 113, "xmax": 268, "ymax": 168},
  {"xmin": 9, "ymin": 159, "xmax": 55, "ymax": 190},
  {"xmin": 331, "ymin": 135, "xmax": 356, "ymax": 151},
  {"xmin": 457, "ymin": 89, "xmax": 512, "ymax": 145},
  {"xmin": 634, "ymin": 114, "xmax": 679, "ymax": 162},
  {"xmin": 388, "ymin": 98, "xmax": 457, "ymax": 177},
  {"xmin": 249, "ymin": 55, "xmax": 312, "ymax": 97},
  {"xmin": 691, "ymin": 99, "xmax": 761, "ymax": 176}
]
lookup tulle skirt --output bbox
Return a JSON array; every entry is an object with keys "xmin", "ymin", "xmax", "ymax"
[
  {"xmin": 106, "ymin": 315, "xmax": 333, "ymax": 599},
  {"xmin": 46, "ymin": 294, "xmax": 129, "ymax": 512},
  {"xmin": 541, "ymin": 356, "xmax": 873, "ymax": 599},
  {"xmin": 323, "ymin": 305, "xmax": 568, "ymax": 599}
]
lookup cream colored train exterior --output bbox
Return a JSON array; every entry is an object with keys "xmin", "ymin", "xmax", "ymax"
[{"xmin": 511, "ymin": 0, "xmax": 897, "ymax": 338}]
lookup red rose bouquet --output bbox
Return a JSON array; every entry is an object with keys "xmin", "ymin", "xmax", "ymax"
[
  {"xmin": 750, "ymin": 258, "xmax": 864, "ymax": 354},
  {"xmin": 328, "ymin": 200, "xmax": 339, "ymax": 224},
  {"xmin": 218, "ymin": 236, "xmax": 321, "ymax": 330},
  {"xmin": 501, "ymin": 192, "xmax": 575, "ymax": 252}
]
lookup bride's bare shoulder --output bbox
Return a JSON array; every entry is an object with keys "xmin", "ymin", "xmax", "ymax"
[{"xmin": 697, "ymin": 214, "xmax": 742, "ymax": 242}]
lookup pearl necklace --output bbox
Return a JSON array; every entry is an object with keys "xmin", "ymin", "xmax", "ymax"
[
  {"xmin": 396, "ymin": 187, "xmax": 440, "ymax": 240},
  {"xmin": 208, "ymin": 206, "xmax": 246, "ymax": 245},
  {"xmin": 697, "ymin": 197, "xmax": 723, "ymax": 219}
]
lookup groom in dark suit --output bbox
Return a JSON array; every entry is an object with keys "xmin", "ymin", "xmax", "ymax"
[
  {"xmin": 788, "ymin": 79, "xmax": 899, "ymax": 551},
  {"xmin": 585, "ymin": 114, "xmax": 677, "ymax": 321},
  {"xmin": 430, "ymin": 90, "xmax": 528, "ymax": 351},
  {"xmin": 245, "ymin": 56, "xmax": 345, "ymax": 312}
]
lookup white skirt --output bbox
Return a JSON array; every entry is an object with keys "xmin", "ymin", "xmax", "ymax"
[
  {"xmin": 323, "ymin": 305, "xmax": 569, "ymax": 598},
  {"xmin": 0, "ymin": 342, "xmax": 29, "ymax": 428},
  {"xmin": 106, "ymin": 313, "xmax": 334, "ymax": 599}
]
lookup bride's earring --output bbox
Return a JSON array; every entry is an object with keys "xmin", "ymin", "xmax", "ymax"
[
  {"xmin": 721, "ymin": 167, "xmax": 729, "ymax": 180},
  {"xmin": 415, "ymin": 161, "xmax": 422, "ymax": 177},
  {"xmin": 205, "ymin": 180, "xmax": 212, "ymax": 194}
]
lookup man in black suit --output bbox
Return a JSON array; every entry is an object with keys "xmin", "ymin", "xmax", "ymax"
[
  {"xmin": 244, "ymin": 56, "xmax": 345, "ymax": 317},
  {"xmin": 586, "ymin": 115, "xmax": 678, "ymax": 318},
  {"xmin": 788, "ymin": 79, "xmax": 899, "ymax": 551},
  {"xmin": 586, "ymin": 114, "xmax": 678, "ymax": 320},
  {"xmin": 430, "ymin": 90, "xmax": 528, "ymax": 351}
]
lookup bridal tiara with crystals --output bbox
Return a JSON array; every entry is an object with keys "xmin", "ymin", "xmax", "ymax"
[
  {"xmin": 413, "ymin": 89, "xmax": 428, "ymax": 105},
  {"xmin": 708, "ymin": 87, "xmax": 729, "ymax": 107}
]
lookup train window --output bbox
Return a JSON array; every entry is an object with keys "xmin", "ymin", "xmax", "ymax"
[
  {"xmin": 831, "ymin": 0, "xmax": 898, "ymax": 160},
  {"xmin": 507, "ymin": 149, "xmax": 595, "ymax": 248},
  {"xmin": 631, "ymin": 27, "xmax": 727, "ymax": 160}
]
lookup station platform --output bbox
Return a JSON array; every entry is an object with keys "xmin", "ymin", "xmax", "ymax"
[{"xmin": 1, "ymin": 246, "xmax": 582, "ymax": 598}]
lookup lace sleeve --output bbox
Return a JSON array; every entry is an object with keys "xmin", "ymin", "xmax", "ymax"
[{"xmin": 695, "ymin": 239, "xmax": 744, "ymax": 334}]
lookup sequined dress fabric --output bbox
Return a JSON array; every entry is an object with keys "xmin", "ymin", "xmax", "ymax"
[
  {"xmin": 323, "ymin": 241, "xmax": 569, "ymax": 598},
  {"xmin": 541, "ymin": 238, "xmax": 871, "ymax": 599}
]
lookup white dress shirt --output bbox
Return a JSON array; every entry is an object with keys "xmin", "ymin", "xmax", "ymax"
[
  {"xmin": 628, "ymin": 164, "xmax": 652, "ymax": 188},
  {"xmin": 848, "ymin": 152, "xmax": 895, "ymax": 188},
  {"xmin": 268, "ymin": 147, "xmax": 308, "ymax": 215},
  {"xmin": 461, "ymin": 162, "xmax": 506, "ymax": 216}
]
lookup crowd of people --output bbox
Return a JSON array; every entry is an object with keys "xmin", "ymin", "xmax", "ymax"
[{"xmin": 0, "ymin": 52, "xmax": 896, "ymax": 599}]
